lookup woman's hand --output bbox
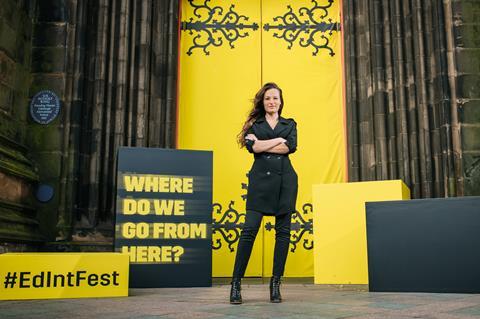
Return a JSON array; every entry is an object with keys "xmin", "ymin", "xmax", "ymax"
[
  {"xmin": 245, "ymin": 134, "xmax": 258, "ymax": 141},
  {"xmin": 266, "ymin": 143, "xmax": 289, "ymax": 154},
  {"xmin": 251, "ymin": 137, "xmax": 286, "ymax": 153}
]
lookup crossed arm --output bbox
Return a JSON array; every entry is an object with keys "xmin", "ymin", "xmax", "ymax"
[{"xmin": 245, "ymin": 134, "xmax": 290, "ymax": 154}]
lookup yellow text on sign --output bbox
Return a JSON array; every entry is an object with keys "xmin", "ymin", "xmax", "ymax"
[
  {"xmin": 122, "ymin": 246, "xmax": 185, "ymax": 263},
  {"xmin": 121, "ymin": 222, "xmax": 207, "ymax": 239},
  {"xmin": 123, "ymin": 175, "xmax": 193, "ymax": 193},
  {"xmin": 312, "ymin": 180, "xmax": 410, "ymax": 284},
  {"xmin": 0, "ymin": 253, "xmax": 129, "ymax": 300},
  {"xmin": 123, "ymin": 199, "xmax": 185, "ymax": 215}
]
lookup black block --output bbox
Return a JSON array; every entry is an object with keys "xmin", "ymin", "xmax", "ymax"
[
  {"xmin": 366, "ymin": 197, "xmax": 480, "ymax": 293},
  {"xmin": 115, "ymin": 148, "xmax": 213, "ymax": 288}
]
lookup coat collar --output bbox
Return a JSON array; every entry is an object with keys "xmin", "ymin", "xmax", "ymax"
[
  {"xmin": 255, "ymin": 116, "xmax": 289, "ymax": 125},
  {"xmin": 255, "ymin": 116, "xmax": 289, "ymax": 134}
]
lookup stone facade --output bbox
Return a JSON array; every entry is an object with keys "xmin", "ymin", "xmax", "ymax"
[
  {"xmin": 0, "ymin": 0, "xmax": 42, "ymax": 251},
  {"xmin": 344, "ymin": 0, "xmax": 480, "ymax": 198},
  {"xmin": 455, "ymin": 0, "xmax": 480, "ymax": 195},
  {"xmin": 0, "ymin": 0, "xmax": 479, "ymax": 251},
  {"xmin": 1, "ymin": 0, "xmax": 179, "ymax": 251}
]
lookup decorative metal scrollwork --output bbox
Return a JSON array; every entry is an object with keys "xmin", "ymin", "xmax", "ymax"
[
  {"xmin": 212, "ymin": 172, "xmax": 313, "ymax": 253},
  {"xmin": 212, "ymin": 201, "xmax": 245, "ymax": 252},
  {"xmin": 181, "ymin": 0, "xmax": 259, "ymax": 56},
  {"xmin": 264, "ymin": 203, "xmax": 314, "ymax": 252},
  {"xmin": 241, "ymin": 172, "xmax": 249, "ymax": 201},
  {"xmin": 263, "ymin": 0, "xmax": 340, "ymax": 56}
]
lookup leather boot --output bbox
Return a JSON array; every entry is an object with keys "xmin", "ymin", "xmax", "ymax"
[
  {"xmin": 230, "ymin": 278, "xmax": 242, "ymax": 304},
  {"xmin": 270, "ymin": 276, "xmax": 282, "ymax": 303}
]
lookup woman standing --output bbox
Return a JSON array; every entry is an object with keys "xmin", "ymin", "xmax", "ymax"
[{"xmin": 230, "ymin": 83, "xmax": 298, "ymax": 304}]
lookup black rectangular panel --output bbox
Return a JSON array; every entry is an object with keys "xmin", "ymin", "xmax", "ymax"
[
  {"xmin": 366, "ymin": 197, "xmax": 480, "ymax": 293},
  {"xmin": 115, "ymin": 148, "xmax": 212, "ymax": 288}
]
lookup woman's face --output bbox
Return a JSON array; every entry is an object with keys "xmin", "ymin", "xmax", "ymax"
[{"xmin": 263, "ymin": 88, "xmax": 282, "ymax": 115}]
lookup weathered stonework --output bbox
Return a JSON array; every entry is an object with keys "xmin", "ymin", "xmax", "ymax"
[
  {"xmin": 0, "ymin": 171, "xmax": 31, "ymax": 203},
  {"xmin": 26, "ymin": 0, "xmax": 72, "ymax": 243},
  {"xmin": 453, "ymin": 0, "xmax": 480, "ymax": 196},
  {"xmin": 344, "ymin": 0, "xmax": 480, "ymax": 198},
  {"xmin": 1, "ymin": 0, "xmax": 479, "ymax": 252},
  {"xmin": 0, "ymin": 0, "xmax": 43, "ymax": 250},
  {"xmin": 0, "ymin": 136, "xmax": 42, "ymax": 246}
]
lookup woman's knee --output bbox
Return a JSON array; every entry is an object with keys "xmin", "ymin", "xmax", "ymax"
[
  {"xmin": 274, "ymin": 225, "xmax": 291, "ymax": 241},
  {"xmin": 240, "ymin": 226, "xmax": 259, "ymax": 241}
]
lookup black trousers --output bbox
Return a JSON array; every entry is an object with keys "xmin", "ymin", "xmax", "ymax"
[{"xmin": 232, "ymin": 210, "xmax": 292, "ymax": 278}]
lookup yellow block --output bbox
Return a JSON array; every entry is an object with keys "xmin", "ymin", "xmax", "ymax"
[
  {"xmin": 312, "ymin": 180, "xmax": 410, "ymax": 284},
  {"xmin": 0, "ymin": 253, "xmax": 129, "ymax": 300}
]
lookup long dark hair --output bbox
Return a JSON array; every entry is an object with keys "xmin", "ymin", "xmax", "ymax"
[{"xmin": 237, "ymin": 82, "xmax": 284, "ymax": 147}]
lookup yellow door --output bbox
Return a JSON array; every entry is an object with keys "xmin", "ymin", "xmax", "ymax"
[
  {"xmin": 178, "ymin": 0, "xmax": 345, "ymax": 277},
  {"xmin": 261, "ymin": 0, "xmax": 345, "ymax": 277},
  {"xmin": 178, "ymin": 0, "xmax": 263, "ymax": 277}
]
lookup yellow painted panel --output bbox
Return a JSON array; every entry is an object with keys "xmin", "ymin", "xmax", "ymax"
[
  {"xmin": 0, "ymin": 253, "xmax": 129, "ymax": 300},
  {"xmin": 178, "ymin": 0, "xmax": 263, "ymax": 276},
  {"xmin": 312, "ymin": 180, "xmax": 410, "ymax": 284},
  {"xmin": 262, "ymin": 0, "xmax": 344, "ymax": 277},
  {"xmin": 179, "ymin": 0, "xmax": 345, "ymax": 277}
]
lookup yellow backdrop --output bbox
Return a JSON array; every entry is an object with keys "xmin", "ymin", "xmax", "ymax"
[{"xmin": 178, "ymin": 0, "xmax": 345, "ymax": 277}]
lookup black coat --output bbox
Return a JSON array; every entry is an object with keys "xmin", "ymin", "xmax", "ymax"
[{"xmin": 244, "ymin": 116, "xmax": 298, "ymax": 216}]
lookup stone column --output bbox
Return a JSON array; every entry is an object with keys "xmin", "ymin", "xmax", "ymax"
[
  {"xmin": 72, "ymin": 0, "xmax": 179, "ymax": 246},
  {"xmin": 451, "ymin": 0, "xmax": 480, "ymax": 195},
  {"xmin": 27, "ymin": 0, "xmax": 84, "ymax": 242},
  {"xmin": 0, "ymin": 0, "xmax": 43, "ymax": 251},
  {"xmin": 342, "ymin": 0, "xmax": 480, "ymax": 198}
]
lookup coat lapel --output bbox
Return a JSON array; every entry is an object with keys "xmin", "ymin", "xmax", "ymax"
[
  {"xmin": 255, "ymin": 117, "xmax": 275, "ymax": 139},
  {"xmin": 255, "ymin": 116, "xmax": 289, "ymax": 138},
  {"xmin": 274, "ymin": 117, "xmax": 290, "ymax": 135}
]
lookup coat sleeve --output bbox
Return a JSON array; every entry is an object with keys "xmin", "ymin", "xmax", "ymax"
[
  {"xmin": 244, "ymin": 126, "xmax": 255, "ymax": 153},
  {"xmin": 284, "ymin": 120, "xmax": 297, "ymax": 154}
]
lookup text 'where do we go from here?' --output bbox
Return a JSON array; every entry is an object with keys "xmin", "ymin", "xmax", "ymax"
[{"xmin": 116, "ymin": 173, "xmax": 210, "ymax": 264}]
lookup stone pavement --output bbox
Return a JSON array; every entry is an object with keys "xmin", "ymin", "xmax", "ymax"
[{"xmin": 1, "ymin": 279, "xmax": 480, "ymax": 319}]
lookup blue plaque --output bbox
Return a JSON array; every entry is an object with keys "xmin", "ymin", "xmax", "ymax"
[
  {"xmin": 35, "ymin": 184, "xmax": 55, "ymax": 203},
  {"xmin": 30, "ymin": 90, "xmax": 60, "ymax": 124}
]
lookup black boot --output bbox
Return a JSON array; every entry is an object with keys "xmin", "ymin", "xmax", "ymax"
[
  {"xmin": 230, "ymin": 278, "xmax": 242, "ymax": 304},
  {"xmin": 270, "ymin": 276, "xmax": 282, "ymax": 303}
]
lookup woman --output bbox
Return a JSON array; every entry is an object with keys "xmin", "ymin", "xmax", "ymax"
[{"xmin": 230, "ymin": 82, "xmax": 298, "ymax": 304}]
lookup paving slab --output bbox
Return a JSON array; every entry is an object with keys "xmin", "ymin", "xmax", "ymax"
[{"xmin": 1, "ymin": 280, "xmax": 479, "ymax": 319}]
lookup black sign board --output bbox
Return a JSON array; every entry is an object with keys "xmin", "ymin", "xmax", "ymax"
[
  {"xmin": 30, "ymin": 90, "xmax": 60, "ymax": 124},
  {"xmin": 366, "ymin": 196, "xmax": 480, "ymax": 293},
  {"xmin": 115, "ymin": 148, "xmax": 213, "ymax": 288}
]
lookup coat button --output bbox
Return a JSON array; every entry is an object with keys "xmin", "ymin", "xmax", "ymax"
[
  {"xmin": 267, "ymin": 155, "xmax": 271, "ymax": 159},
  {"xmin": 266, "ymin": 171, "xmax": 271, "ymax": 175},
  {"xmin": 277, "ymin": 156, "xmax": 281, "ymax": 160}
]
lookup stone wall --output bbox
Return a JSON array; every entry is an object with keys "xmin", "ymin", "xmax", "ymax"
[
  {"xmin": 0, "ymin": 0, "xmax": 33, "ymax": 143},
  {"xmin": 454, "ymin": 0, "xmax": 480, "ymax": 195},
  {"xmin": 0, "ymin": 0, "xmax": 42, "ymax": 251},
  {"xmin": 1, "ymin": 0, "xmax": 479, "ymax": 252},
  {"xmin": 27, "ymin": 0, "xmax": 77, "ymax": 243},
  {"xmin": 343, "ymin": 0, "xmax": 480, "ymax": 198}
]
